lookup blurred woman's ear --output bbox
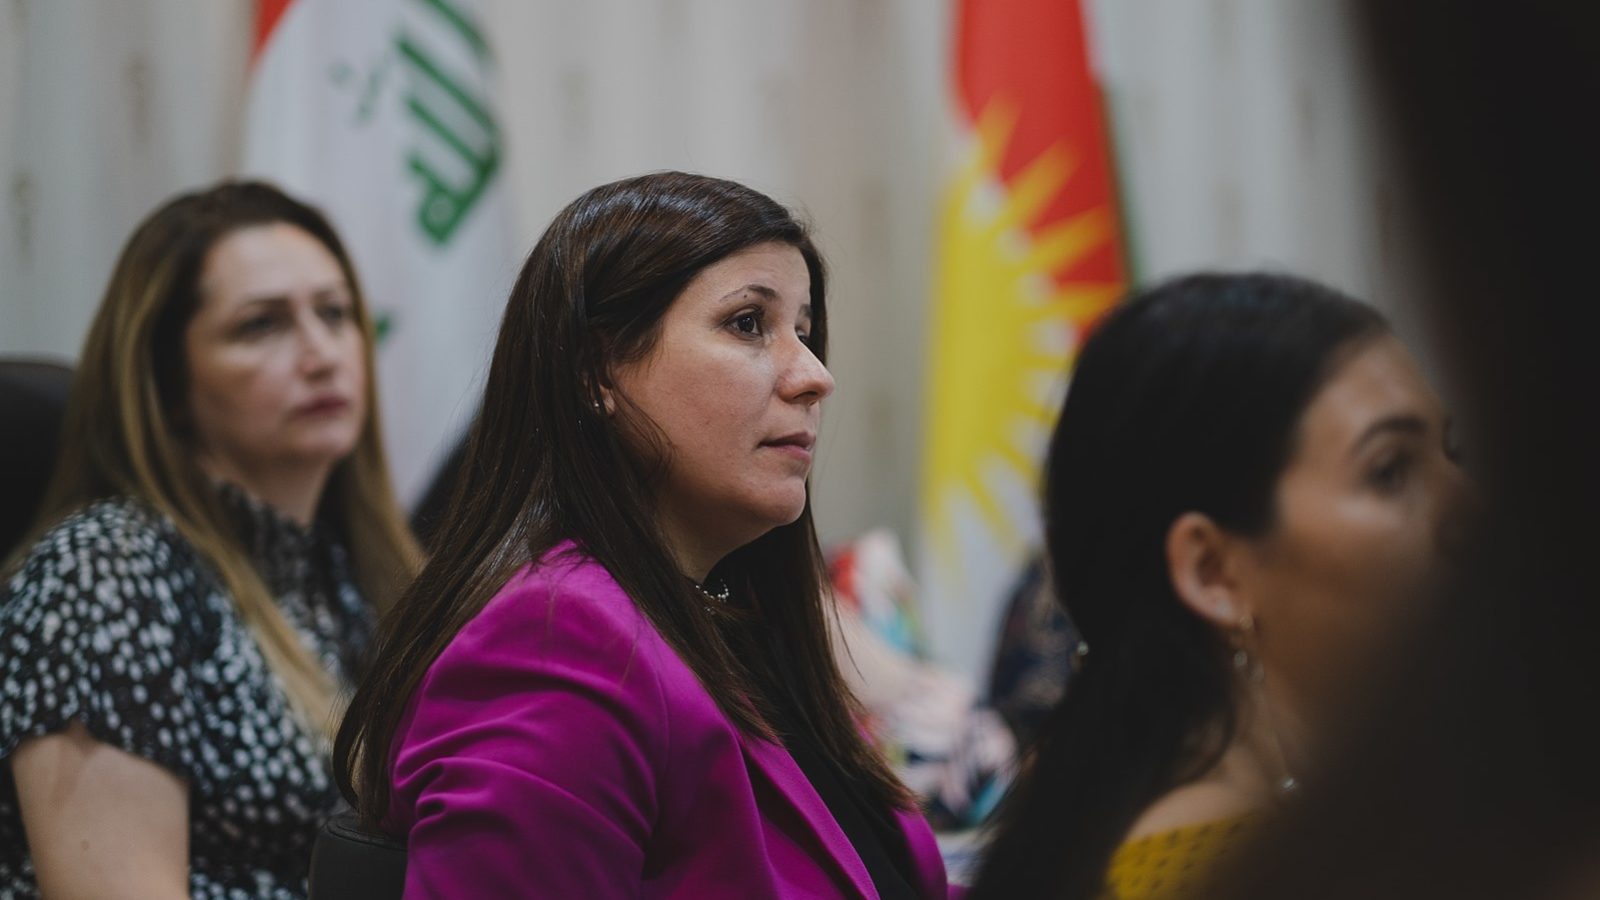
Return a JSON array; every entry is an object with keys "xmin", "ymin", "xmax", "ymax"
[{"xmin": 1166, "ymin": 511, "xmax": 1250, "ymax": 630}]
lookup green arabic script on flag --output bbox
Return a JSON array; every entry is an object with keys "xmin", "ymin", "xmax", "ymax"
[{"xmin": 396, "ymin": 0, "xmax": 499, "ymax": 246}]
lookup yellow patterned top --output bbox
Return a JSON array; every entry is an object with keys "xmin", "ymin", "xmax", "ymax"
[{"xmin": 1102, "ymin": 817, "xmax": 1255, "ymax": 900}]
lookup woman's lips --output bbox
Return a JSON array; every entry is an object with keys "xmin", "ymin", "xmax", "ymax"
[
  {"xmin": 761, "ymin": 433, "xmax": 815, "ymax": 462},
  {"xmin": 295, "ymin": 396, "xmax": 351, "ymax": 417}
]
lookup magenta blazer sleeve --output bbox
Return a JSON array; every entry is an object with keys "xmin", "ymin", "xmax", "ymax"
[{"xmin": 386, "ymin": 547, "xmax": 958, "ymax": 899}]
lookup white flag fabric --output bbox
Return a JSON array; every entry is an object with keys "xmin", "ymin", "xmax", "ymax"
[{"xmin": 242, "ymin": 0, "xmax": 514, "ymax": 507}]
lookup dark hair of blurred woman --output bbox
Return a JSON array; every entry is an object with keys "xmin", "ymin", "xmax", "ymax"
[{"xmin": 970, "ymin": 271, "xmax": 1472, "ymax": 898}]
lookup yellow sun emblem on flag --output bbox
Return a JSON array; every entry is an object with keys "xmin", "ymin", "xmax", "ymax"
[{"xmin": 922, "ymin": 100, "xmax": 1123, "ymax": 570}]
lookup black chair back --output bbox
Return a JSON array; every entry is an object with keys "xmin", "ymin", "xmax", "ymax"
[
  {"xmin": 0, "ymin": 359, "xmax": 73, "ymax": 560},
  {"xmin": 309, "ymin": 812, "xmax": 407, "ymax": 899}
]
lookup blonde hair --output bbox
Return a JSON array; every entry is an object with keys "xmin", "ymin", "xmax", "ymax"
[{"xmin": 9, "ymin": 181, "xmax": 422, "ymax": 738}]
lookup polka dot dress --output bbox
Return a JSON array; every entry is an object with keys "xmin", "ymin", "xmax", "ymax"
[{"xmin": 0, "ymin": 487, "xmax": 375, "ymax": 899}]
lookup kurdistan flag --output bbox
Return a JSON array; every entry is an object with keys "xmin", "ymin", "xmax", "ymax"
[
  {"xmin": 243, "ymin": 0, "xmax": 514, "ymax": 506},
  {"xmin": 919, "ymin": 0, "xmax": 1128, "ymax": 676}
]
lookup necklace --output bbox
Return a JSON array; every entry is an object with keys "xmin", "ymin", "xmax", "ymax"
[{"xmin": 693, "ymin": 578, "xmax": 732, "ymax": 609}]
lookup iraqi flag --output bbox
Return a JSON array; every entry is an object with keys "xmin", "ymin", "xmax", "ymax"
[
  {"xmin": 918, "ymin": 0, "xmax": 1129, "ymax": 676},
  {"xmin": 243, "ymin": 0, "xmax": 514, "ymax": 506}
]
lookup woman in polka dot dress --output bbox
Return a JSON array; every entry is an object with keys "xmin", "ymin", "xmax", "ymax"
[{"xmin": 0, "ymin": 182, "xmax": 420, "ymax": 899}]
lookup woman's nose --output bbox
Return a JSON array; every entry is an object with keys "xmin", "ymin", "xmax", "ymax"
[
  {"xmin": 783, "ymin": 338, "xmax": 834, "ymax": 403},
  {"xmin": 298, "ymin": 315, "xmax": 342, "ymax": 374}
]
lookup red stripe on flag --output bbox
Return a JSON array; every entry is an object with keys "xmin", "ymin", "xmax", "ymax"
[
  {"xmin": 252, "ymin": 0, "xmax": 296, "ymax": 63},
  {"xmin": 955, "ymin": 0, "xmax": 1125, "ymax": 285}
]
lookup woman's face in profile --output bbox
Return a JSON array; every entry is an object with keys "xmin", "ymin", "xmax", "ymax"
[
  {"xmin": 1238, "ymin": 335, "xmax": 1468, "ymax": 717},
  {"xmin": 609, "ymin": 241, "xmax": 834, "ymax": 553},
  {"xmin": 183, "ymin": 222, "xmax": 368, "ymax": 491}
]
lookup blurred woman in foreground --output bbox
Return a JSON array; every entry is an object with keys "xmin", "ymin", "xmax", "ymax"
[
  {"xmin": 969, "ymin": 272, "xmax": 1467, "ymax": 899},
  {"xmin": 1212, "ymin": 2, "xmax": 1600, "ymax": 897}
]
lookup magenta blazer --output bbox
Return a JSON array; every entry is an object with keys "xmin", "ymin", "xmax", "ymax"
[{"xmin": 385, "ymin": 543, "xmax": 959, "ymax": 899}]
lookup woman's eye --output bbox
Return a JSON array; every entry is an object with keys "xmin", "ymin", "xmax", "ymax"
[
  {"xmin": 236, "ymin": 314, "xmax": 280, "ymax": 337},
  {"xmin": 732, "ymin": 312, "xmax": 763, "ymax": 337},
  {"xmin": 319, "ymin": 304, "xmax": 352, "ymax": 327},
  {"xmin": 1443, "ymin": 420, "xmax": 1465, "ymax": 464},
  {"xmin": 1369, "ymin": 453, "xmax": 1413, "ymax": 493}
]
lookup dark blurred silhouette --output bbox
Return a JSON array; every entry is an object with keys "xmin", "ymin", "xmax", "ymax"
[
  {"xmin": 1214, "ymin": 2, "xmax": 1600, "ymax": 897},
  {"xmin": 408, "ymin": 423, "xmax": 471, "ymax": 552}
]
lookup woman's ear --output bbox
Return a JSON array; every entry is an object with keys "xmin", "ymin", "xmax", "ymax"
[
  {"xmin": 586, "ymin": 368, "xmax": 617, "ymax": 416},
  {"xmin": 1166, "ymin": 511, "xmax": 1250, "ymax": 629}
]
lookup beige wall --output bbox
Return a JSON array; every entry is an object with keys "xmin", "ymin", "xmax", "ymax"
[{"xmin": 1095, "ymin": 0, "xmax": 1431, "ymax": 355}]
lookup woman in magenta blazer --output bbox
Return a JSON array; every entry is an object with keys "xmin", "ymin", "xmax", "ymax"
[{"xmin": 334, "ymin": 172, "xmax": 957, "ymax": 899}]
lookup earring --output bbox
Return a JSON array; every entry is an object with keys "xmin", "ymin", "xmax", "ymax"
[
  {"xmin": 1232, "ymin": 613, "xmax": 1261, "ymax": 682},
  {"xmin": 1232, "ymin": 612, "xmax": 1298, "ymax": 795}
]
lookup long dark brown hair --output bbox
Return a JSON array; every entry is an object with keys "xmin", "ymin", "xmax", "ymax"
[
  {"xmin": 335, "ymin": 171, "xmax": 912, "ymax": 825},
  {"xmin": 969, "ymin": 273, "xmax": 1388, "ymax": 899},
  {"xmin": 5, "ymin": 180, "xmax": 421, "ymax": 737}
]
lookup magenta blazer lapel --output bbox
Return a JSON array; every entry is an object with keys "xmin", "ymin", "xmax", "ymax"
[
  {"xmin": 894, "ymin": 804, "xmax": 955, "ymax": 899},
  {"xmin": 739, "ymin": 731, "xmax": 880, "ymax": 898}
]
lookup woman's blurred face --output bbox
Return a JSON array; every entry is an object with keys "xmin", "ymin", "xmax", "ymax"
[
  {"xmin": 184, "ymin": 222, "xmax": 367, "ymax": 496},
  {"xmin": 609, "ymin": 242, "xmax": 834, "ymax": 569},
  {"xmin": 1239, "ymin": 335, "xmax": 1468, "ymax": 717}
]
